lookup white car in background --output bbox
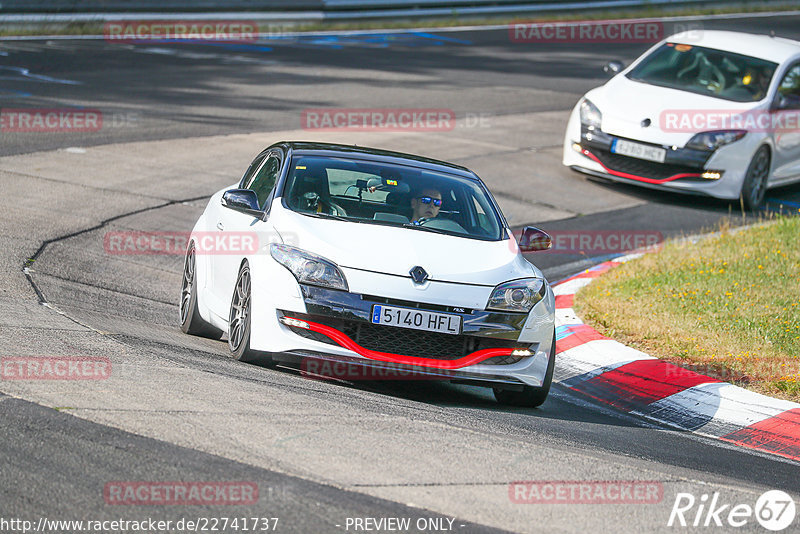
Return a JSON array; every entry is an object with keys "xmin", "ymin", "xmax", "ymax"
[
  {"xmin": 563, "ymin": 30, "xmax": 800, "ymax": 209},
  {"xmin": 180, "ymin": 142, "xmax": 556, "ymax": 407}
]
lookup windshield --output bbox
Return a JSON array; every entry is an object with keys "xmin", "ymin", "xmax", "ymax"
[
  {"xmin": 626, "ymin": 43, "xmax": 778, "ymax": 102},
  {"xmin": 281, "ymin": 155, "xmax": 504, "ymax": 241}
]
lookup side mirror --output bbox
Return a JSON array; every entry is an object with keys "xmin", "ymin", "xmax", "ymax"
[
  {"xmin": 518, "ymin": 226, "xmax": 552, "ymax": 253},
  {"xmin": 603, "ymin": 60, "xmax": 624, "ymax": 75},
  {"xmin": 222, "ymin": 189, "xmax": 262, "ymax": 217},
  {"xmin": 773, "ymin": 93, "xmax": 799, "ymax": 111}
]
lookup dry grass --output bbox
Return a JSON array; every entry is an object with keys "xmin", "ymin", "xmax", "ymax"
[{"xmin": 574, "ymin": 216, "xmax": 800, "ymax": 401}]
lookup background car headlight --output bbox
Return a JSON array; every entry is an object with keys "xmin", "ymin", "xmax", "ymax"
[
  {"xmin": 685, "ymin": 130, "xmax": 746, "ymax": 151},
  {"xmin": 579, "ymin": 98, "xmax": 603, "ymax": 130},
  {"xmin": 270, "ymin": 244, "xmax": 348, "ymax": 291},
  {"xmin": 487, "ymin": 278, "xmax": 547, "ymax": 313}
]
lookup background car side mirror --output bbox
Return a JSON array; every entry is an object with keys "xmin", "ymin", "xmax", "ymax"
[
  {"xmin": 603, "ymin": 60, "xmax": 624, "ymax": 75},
  {"xmin": 222, "ymin": 189, "xmax": 262, "ymax": 217},
  {"xmin": 518, "ymin": 226, "xmax": 552, "ymax": 253}
]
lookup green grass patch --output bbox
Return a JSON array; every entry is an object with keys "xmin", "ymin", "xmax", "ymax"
[{"xmin": 574, "ymin": 216, "xmax": 800, "ymax": 402}]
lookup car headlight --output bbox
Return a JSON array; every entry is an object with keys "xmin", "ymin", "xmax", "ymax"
[
  {"xmin": 579, "ymin": 98, "xmax": 603, "ymax": 130},
  {"xmin": 685, "ymin": 130, "xmax": 746, "ymax": 151},
  {"xmin": 270, "ymin": 244, "xmax": 348, "ymax": 291},
  {"xmin": 487, "ymin": 278, "xmax": 547, "ymax": 313}
]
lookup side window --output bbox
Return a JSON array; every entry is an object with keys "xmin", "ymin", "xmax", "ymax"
[
  {"xmin": 777, "ymin": 64, "xmax": 800, "ymax": 109},
  {"xmin": 248, "ymin": 155, "xmax": 280, "ymax": 209},
  {"xmin": 241, "ymin": 153, "xmax": 268, "ymax": 189}
]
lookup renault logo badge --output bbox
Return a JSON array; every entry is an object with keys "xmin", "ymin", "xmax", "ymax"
[{"xmin": 409, "ymin": 266, "xmax": 429, "ymax": 284}]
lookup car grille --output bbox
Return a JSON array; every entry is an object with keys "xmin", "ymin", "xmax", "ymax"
[
  {"xmin": 592, "ymin": 148, "xmax": 703, "ymax": 181},
  {"xmin": 283, "ymin": 312, "xmax": 528, "ymax": 364}
]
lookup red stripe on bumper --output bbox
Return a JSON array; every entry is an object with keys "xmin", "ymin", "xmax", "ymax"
[
  {"xmin": 581, "ymin": 149, "xmax": 703, "ymax": 184},
  {"xmin": 288, "ymin": 318, "xmax": 516, "ymax": 370},
  {"xmin": 721, "ymin": 408, "xmax": 800, "ymax": 462}
]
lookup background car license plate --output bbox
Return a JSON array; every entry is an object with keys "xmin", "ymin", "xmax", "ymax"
[
  {"xmin": 371, "ymin": 305, "xmax": 461, "ymax": 335},
  {"xmin": 612, "ymin": 138, "xmax": 666, "ymax": 163}
]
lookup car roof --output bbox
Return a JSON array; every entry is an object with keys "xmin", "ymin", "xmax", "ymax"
[
  {"xmin": 666, "ymin": 30, "xmax": 800, "ymax": 64},
  {"xmin": 274, "ymin": 141, "xmax": 480, "ymax": 180}
]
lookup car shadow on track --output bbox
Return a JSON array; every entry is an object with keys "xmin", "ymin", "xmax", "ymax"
[{"xmin": 264, "ymin": 361, "xmax": 651, "ymax": 428}]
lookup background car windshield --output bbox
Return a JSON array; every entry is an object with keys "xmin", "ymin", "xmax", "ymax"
[
  {"xmin": 282, "ymin": 155, "xmax": 504, "ymax": 240},
  {"xmin": 626, "ymin": 43, "xmax": 778, "ymax": 102}
]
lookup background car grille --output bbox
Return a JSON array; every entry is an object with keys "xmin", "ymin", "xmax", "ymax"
[
  {"xmin": 283, "ymin": 312, "xmax": 528, "ymax": 364},
  {"xmin": 592, "ymin": 148, "xmax": 703, "ymax": 181}
]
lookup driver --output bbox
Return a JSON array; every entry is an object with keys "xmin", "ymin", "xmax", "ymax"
[{"xmin": 410, "ymin": 188, "xmax": 442, "ymax": 224}]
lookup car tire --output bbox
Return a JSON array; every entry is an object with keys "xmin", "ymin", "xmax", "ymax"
[
  {"xmin": 493, "ymin": 330, "xmax": 556, "ymax": 408},
  {"xmin": 740, "ymin": 146, "xmax": 770, "ymax": 211},
  {"xmin": 228, "ymin": 262, "xmax": 271, "ymax": 364},
  {"xmin": 180, "ymin": 243, "xmax": 223, "ymax": 339}
]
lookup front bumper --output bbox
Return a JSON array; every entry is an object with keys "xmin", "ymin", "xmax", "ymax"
[
  {"xmin": 562, "ymin": 119, "xmax": 753, "ymax": 200},
  {"xmin": 259, "ymin": 283, "xmax": 555, "ymax": 388}
]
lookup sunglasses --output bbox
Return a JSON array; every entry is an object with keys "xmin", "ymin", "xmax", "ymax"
[{"xmin": 417, "ymin": 196, "xmax": 442, "ymax": 207}]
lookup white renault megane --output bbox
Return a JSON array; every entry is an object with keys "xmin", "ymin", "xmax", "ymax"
[
  {"xmin": 563, "ymin": 30, "xmax": 800, "ymax": 209},
  {"xmin": 180, "ymin": 142, "xmax": 556, "ymax": 407}
]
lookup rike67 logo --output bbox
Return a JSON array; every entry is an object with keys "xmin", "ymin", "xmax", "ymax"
[{"xmin": 668, "ymin": 490, "xmax": 796, "ymax": 531}]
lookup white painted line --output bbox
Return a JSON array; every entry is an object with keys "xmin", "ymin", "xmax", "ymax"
[
  {"xmin": 646, "ymin": 382, "xmax": 800, "ymax": 437},
  {"xmin": 555, "ymin": 308, "xmax": 582, "ymax": 325},
  {"xmin": 556, "ymin": 339, "xmax": 654, "ymax": 382},
  {"xmin": 553, "ymin": 277, "xmax": 593, "ymax": 296}
]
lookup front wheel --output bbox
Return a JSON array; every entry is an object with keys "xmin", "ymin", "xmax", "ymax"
[
  {"xmin": 493, "ymin": 331, "xmax": 556, "ymax": 408},
  {"xmin": 740, "ymin": 146, "xmax": 770, "ymax": 211},
  {"xmin": 228, "ymin": 262, "xmax": 271, "ymax": 364}
]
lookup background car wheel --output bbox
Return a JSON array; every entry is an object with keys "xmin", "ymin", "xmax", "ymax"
[
  {"xmin": 228, "ymin": 262, "xmax": 272, "ymax": 364},
  {"xmin": 493, "ymin": 331, "xmax": 556, "ymax": 408},
  {"xmin": 179, "ymin": 244, "xmax": 223, "ymax": 339},
  {"xmin": 740, "ymin": 146, "xmax": 770, "ymax": 211}
]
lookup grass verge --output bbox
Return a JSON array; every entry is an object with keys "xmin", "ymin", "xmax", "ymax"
[{"xmin": 574, "ymin": 216, "xmax": 800, "ymax": 402}]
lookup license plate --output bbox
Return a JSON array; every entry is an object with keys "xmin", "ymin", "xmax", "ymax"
[
  {"xmin": 371, "ymin": 305, "xmax": 461, "ymax": 335},
  {"xmin": 611, "ymin": 138, "xmax": 666, "ymax": 163}
]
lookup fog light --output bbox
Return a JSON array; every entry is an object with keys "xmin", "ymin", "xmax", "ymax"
[
  {"xmin": 280, "ymin": 316, "xmax": 310, "ymax": 329},
  {"xmin": 701, "ymin": 171, "xmax": 723, "ymax": 180},
  {"xmin": 572, "ymin": 143, "xmax": 582, "ymax": 152},
  {"xmin": 511, "ymin": 349, "xmax": 532, "ymax": 357}
]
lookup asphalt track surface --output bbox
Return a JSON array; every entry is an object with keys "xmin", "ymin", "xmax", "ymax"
[{"xmin": 2, "ymin": 12, "xmax": 800, "ymax": 534}]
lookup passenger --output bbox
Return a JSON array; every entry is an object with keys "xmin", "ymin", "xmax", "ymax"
[{"xmin": 410, "ymin": 188, "xmax": 442, "ymax": 224}]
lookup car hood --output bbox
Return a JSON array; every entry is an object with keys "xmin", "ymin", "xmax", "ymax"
[
  {"xmin": 271, "ymin": 207, "xmax": 540, "ymax": 286},
  {"xmin": 589, "ymin": 75, "xmax": 762, "ymax": 146}
]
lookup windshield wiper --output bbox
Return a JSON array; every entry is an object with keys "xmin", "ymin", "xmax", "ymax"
[
  {"xmin": 302, "ymin": 212, "xmax": 355, "ymax": 222},
  {"xmin": 402, "ymin": 223, "xmax": 450, "ymax": 236}
]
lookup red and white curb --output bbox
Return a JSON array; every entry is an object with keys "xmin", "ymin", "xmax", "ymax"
[{"xmin": 552, "ymin": 255, "xmax": 800, "ymax": 463}]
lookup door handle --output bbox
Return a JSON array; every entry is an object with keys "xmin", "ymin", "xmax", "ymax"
[{"xmin": 216, "ymin": 222, "xmax": 224, "ymax": 231}]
